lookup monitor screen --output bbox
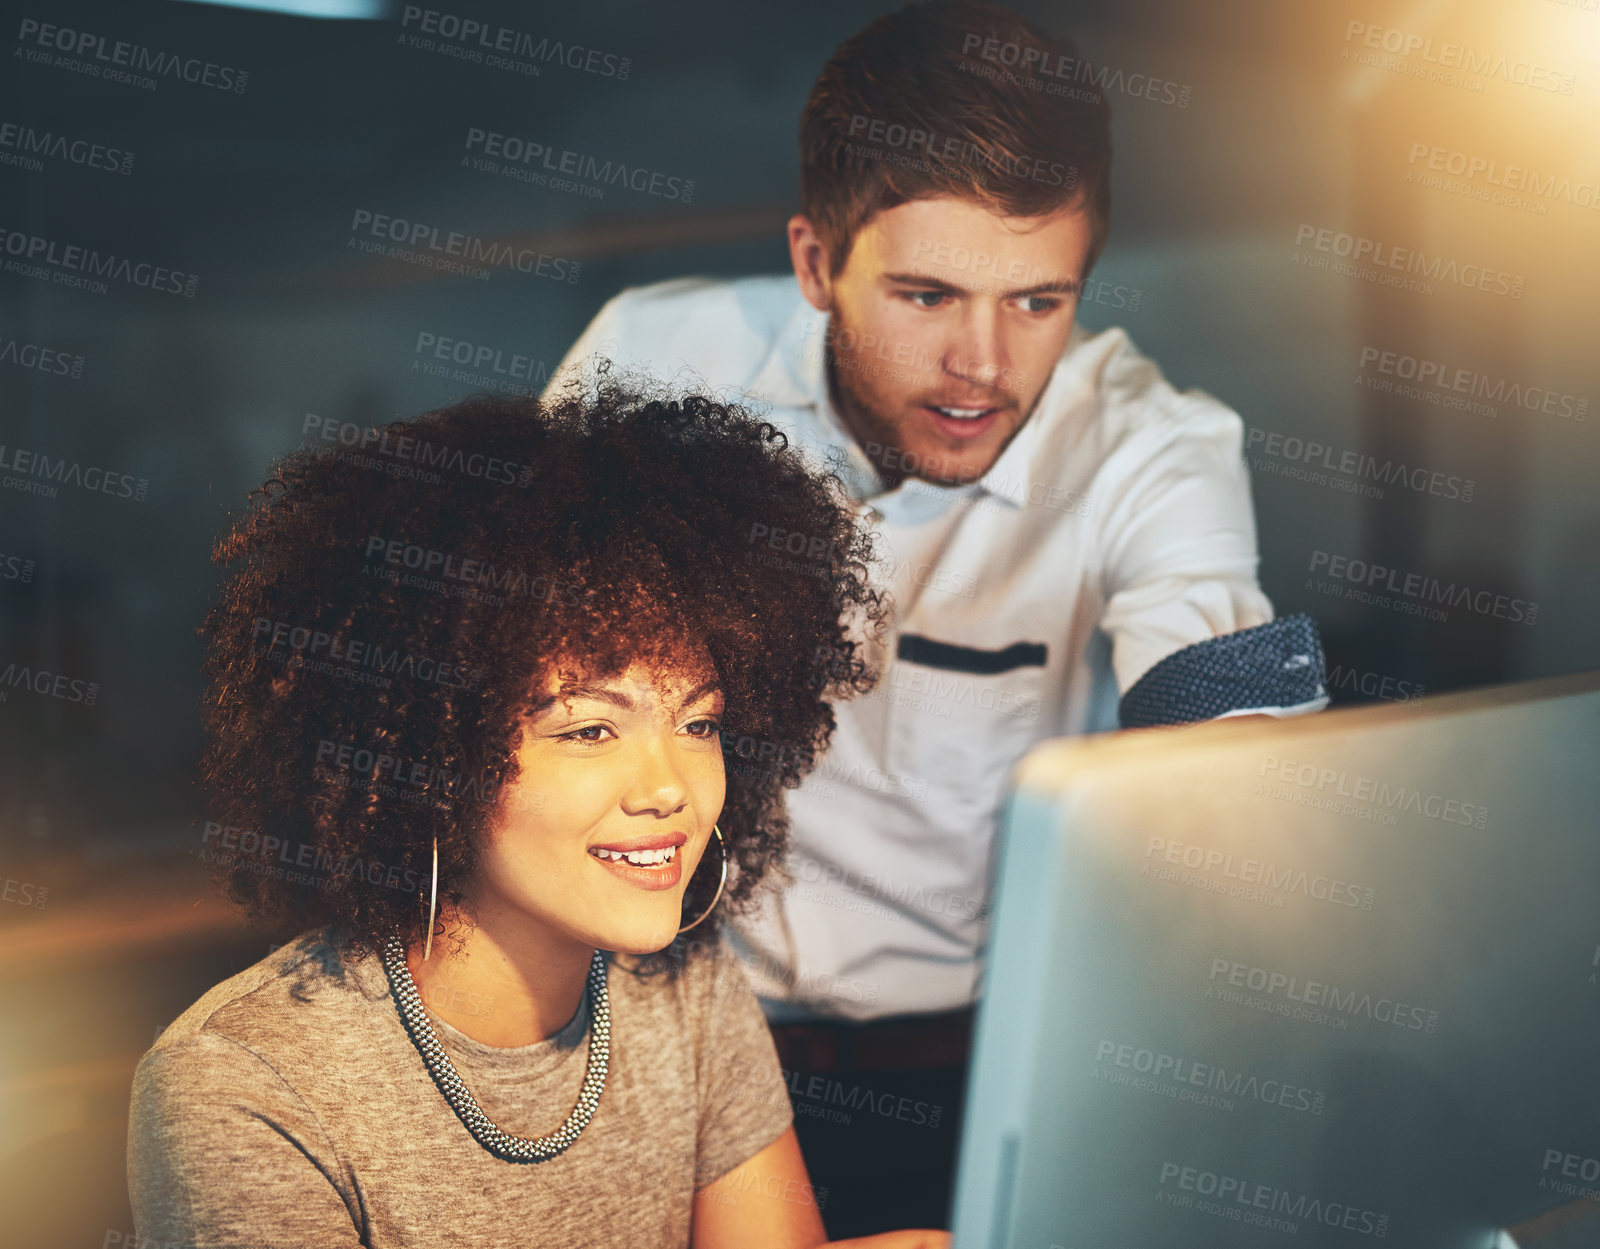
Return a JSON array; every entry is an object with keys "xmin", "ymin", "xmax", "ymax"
[{"xmin": 951, "ymin": 671, "xmax": 1600, "ymax": 1249}]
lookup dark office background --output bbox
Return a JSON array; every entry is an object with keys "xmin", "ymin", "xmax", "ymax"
[{"xmin": 0, "ymin": 0, "xmax": 1595, "ymax": 1242}]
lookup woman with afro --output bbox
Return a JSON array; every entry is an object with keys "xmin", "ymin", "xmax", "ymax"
[{"xmin": 127, "ymin": 380, "xmax": 947, "ymax": 1249}]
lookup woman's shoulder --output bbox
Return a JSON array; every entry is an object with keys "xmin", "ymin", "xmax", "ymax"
[
  {"xmin": 127, "ymin": 933, "xmax": 388, "ymax": 1237},
  {"xmin": 140, "ymin": 929, "xmax": 387, "ymax": 1078},
  {"xmin": 608, "ymin": 937, "xmax": 756, "ymax": 1017},
  {"xmin": 609, "ymin": 938, "xmax": 793, "ymax": 1188}
]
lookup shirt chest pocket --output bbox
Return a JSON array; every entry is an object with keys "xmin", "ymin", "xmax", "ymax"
[{"xmin": 884, "ymin": 633, "xmax": 1051, "ymax": 822}]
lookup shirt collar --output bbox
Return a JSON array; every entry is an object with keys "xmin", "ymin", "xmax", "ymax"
[
  {"xmin": 976, "ymin": 322, "xmax": 1093, "ymax": 511},
  {"xmin": 746, "ymin": 300, "xmax": 883, "ymax": 502}
]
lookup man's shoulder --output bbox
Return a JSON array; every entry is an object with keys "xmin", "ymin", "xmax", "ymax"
[
  {"xmin": 1056, "ymin": 322, "xmax": 1245, "ymax": 459},
  {"xmin": 582, "ymin": 273, "xmax": 805, "ymax": 390}
]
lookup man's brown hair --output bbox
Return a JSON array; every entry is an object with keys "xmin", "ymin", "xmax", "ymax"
[{"xmin": 799, "ymin": 0, "xmax": 1112, "ymax": 278}]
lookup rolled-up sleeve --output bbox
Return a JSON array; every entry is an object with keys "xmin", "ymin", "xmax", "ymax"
[
  {"xmin": 1090, "ymin": 399, "xmax": 1330, "ymax": 726},
  {"xmin": 1095, "ymin": 399, "xmax": 1275, "ymax": 693}
]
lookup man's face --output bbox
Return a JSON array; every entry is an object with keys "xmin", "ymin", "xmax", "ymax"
[{"xmin": 792, "ymin": 195, "xmax": 1094, "ymax": 487}]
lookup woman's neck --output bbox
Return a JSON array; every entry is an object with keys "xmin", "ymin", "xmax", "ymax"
[{"xmin": 405, "ymin": 904, "xmax": 596, "ymax": 1048}]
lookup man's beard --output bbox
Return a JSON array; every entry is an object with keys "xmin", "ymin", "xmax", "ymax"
[{"xmin": 823, "ymin": 309, "xmax": 1001, "ymax": 487}]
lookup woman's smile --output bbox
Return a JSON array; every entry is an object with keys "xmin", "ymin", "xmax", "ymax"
[{"xmin": 587, "ymin": 831, "xmax": 689, "ymax": 890}]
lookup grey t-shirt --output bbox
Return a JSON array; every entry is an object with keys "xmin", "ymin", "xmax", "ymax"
[{"xmin": 128, "ymin": 930, "xmax": 794, "ymax": 1248}]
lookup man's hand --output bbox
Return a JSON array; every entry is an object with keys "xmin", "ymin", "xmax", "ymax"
[{"xmin": 825, "ymin": 1232, "xmax": 951, "ymax": 1249}]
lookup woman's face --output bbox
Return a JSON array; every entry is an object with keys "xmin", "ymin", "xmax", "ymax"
[{"xmin": 469, "ymin": 658, "xmax": 727, "ymax": 957}]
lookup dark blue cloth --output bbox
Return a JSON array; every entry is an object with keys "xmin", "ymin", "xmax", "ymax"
[{"xmin": 1117, "ymin": 614, "xmax": 1327, "ymax": 729}]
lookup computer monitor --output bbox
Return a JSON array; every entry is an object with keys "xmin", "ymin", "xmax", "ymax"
[{"xmin": 951, "ymin": 670, "xmax": 1600, "ymax": 1249}]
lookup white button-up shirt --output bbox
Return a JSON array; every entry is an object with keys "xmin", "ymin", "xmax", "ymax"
[{"xmin": 549, "ymin": 274, "xmax": 1301, "ymax": 1020}]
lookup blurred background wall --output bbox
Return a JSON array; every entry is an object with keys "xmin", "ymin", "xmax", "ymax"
[{"xmin": 1, "ymin": 0, "xmax": 1596, "ymax": 1242}]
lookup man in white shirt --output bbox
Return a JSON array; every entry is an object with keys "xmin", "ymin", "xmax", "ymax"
[{"xmin": 547, "ymin": 0, "xmax": 1326, "ymax": 1235}]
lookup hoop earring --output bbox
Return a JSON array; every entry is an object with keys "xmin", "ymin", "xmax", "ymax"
[
  {"xmin": 677, "ymin": 825, "xmax": 727, "ymax": 934},
  {"xmin": 423, "ymin": 837, "xmax": 439, "ymax": 961}
]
